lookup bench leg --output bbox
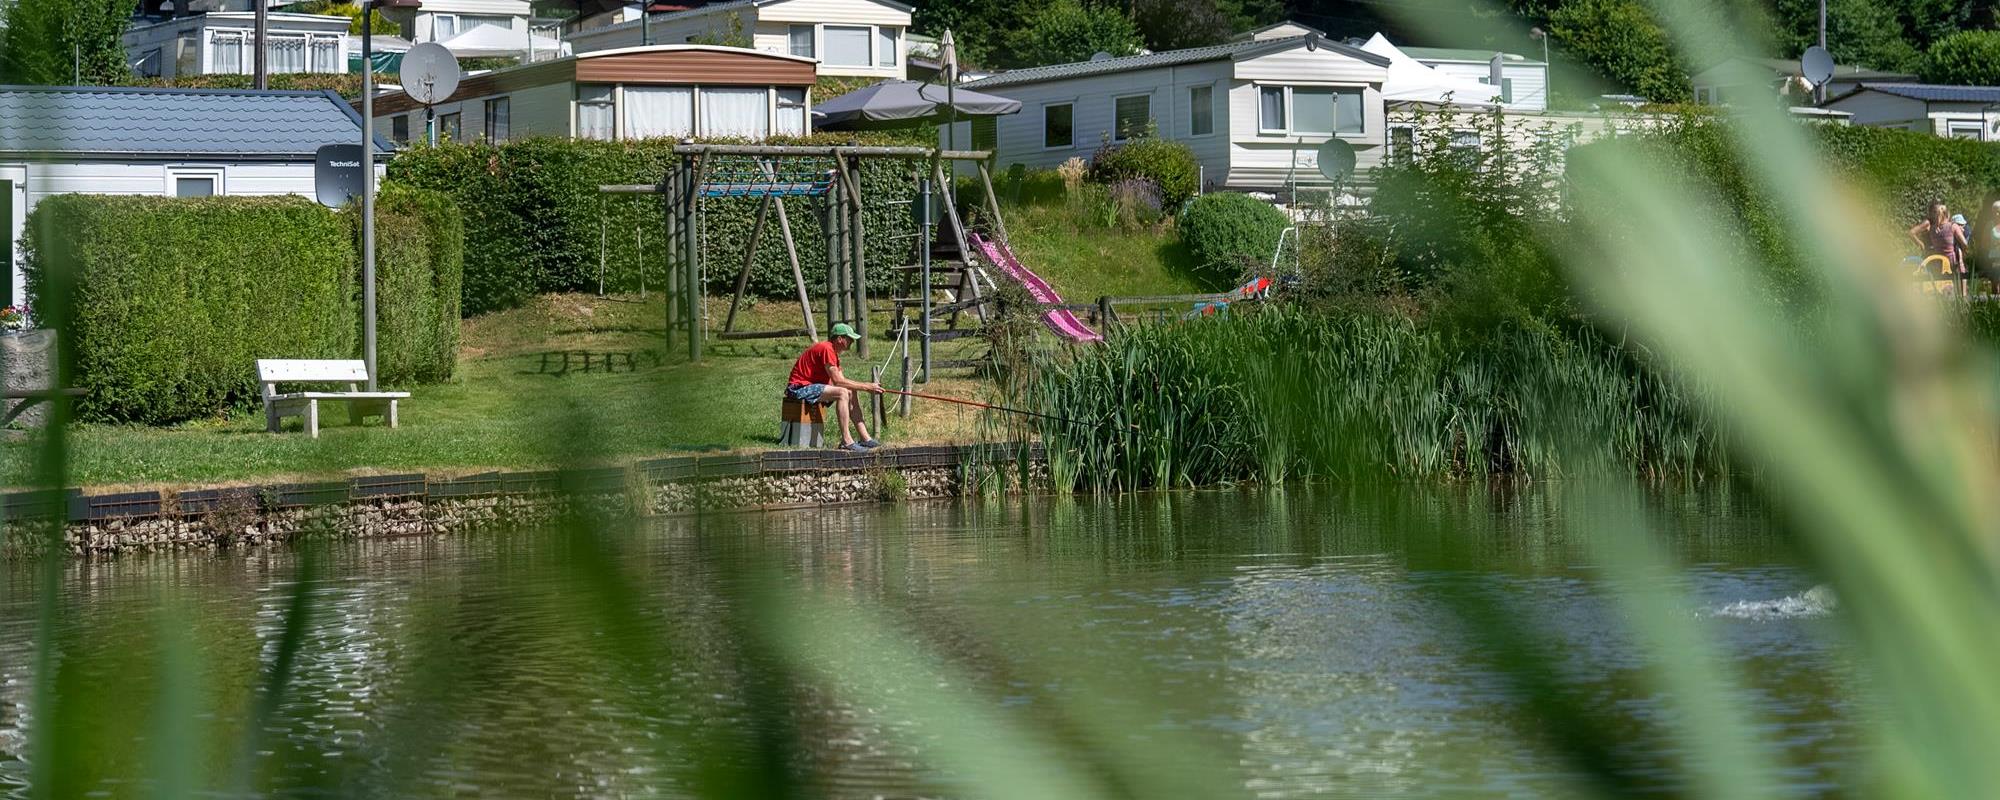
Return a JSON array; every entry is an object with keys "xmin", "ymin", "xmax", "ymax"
[
  {"xmin": 387, "ymin": 399, "xmax": 399, "ymax": 429},
  {"xmin": 306, "ymin": 399, "xmax": 320, "ymax": 439},
  {"xmin": 266, "ymin": 401, "xmax": 278, "ymax": 433}
]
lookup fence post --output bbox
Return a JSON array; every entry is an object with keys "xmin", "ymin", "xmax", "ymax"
[
  {"xmin": 899, "ymin": 320, "xmax": 912, "ymax": 418},
  {"xmin": 870, "ymin": 365, "xmax": 886, "ymax": 435}
]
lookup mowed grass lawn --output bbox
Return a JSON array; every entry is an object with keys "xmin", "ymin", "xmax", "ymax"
[
  {"xmin": 1004, "ymin": 203, "xmax": 1212, "ymax": 301},
  {"xmin": 2, "ymin": 293, "xmax": 1000, "ymax": 490}
]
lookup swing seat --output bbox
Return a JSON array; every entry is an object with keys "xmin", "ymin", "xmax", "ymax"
[{"xmin": 777, "ymin": 395, "xmax": 826, "ymax": 448}]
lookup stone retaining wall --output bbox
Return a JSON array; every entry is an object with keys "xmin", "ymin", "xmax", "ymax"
[{"xmin": 1, "ymin": 444, "xmax": 1045, "ymax": 558}]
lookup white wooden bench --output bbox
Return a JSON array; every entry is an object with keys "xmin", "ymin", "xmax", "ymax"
[{"xmin": 257, "ymin": 359, "xmax": 409, "ymax": 438}]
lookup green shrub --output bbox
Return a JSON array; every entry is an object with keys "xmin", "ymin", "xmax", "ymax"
[
  {"xmin": 1090, "ymin": 136, "xmax": 1201, "ymax": 210},
  {"xmin": 388, "ymin": 134, "xmax": 923, "ymax": 316},
  {"xmin": 22, "ymin": 196, "xmax": 357, "ymax": 425},
  {"xmin": 1176, "ymin": 193, "xmax": 1288, "ymax": 284},
  {"xmin": 361, "ymin": 185, "xmax": 463, "ymax": 385}
]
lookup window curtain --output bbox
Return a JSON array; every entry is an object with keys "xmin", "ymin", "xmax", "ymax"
[
  {"xmin": 577, "ymin": 85, "xmax": 615, "ymax": 140},
  {"xmin": 823, "ymin": 26, "xmax": 870, "ymax": 66},
  {"xmin": 1334, "ymin": 89, "xmax": 1364, "ymax": 133},
  {"xmin": 699, "ymin": 87, "xmax": 769, "ymax": 139},
  {"xmin": 434, "ymin": 15, "xmax": 458, "ymax": 40},
  {"xmin": 1188, "ymin": 86, "xmax": 1213, "ymax": 136},
  {"xmin": 268, "ymin": 36, "xmax": 306, "ymax": 73},
  {"xmin": 212, "ymin": 32, "xmax": 244, "ymax": 74},
  {"xmin": 788, "ymin": 25, "xmax": 815, "ymax": 58},
  {"xmin": 775, "ymin": 88, "xmax": 807, "ymax": 135},
  {"xmin": 1258, "ymin": 86, "xmax": 1284, "ymax": 130},
  {"xmin": 485, "ymin": 98, "xmax": 510, "ymax": 141},
  {"xmin": 308, "ymin": 36, "xmax": 340, "ymax": 73},
  {"xmin": 625, "ymin": 86, "xmax": 695, "ymax": 139}
]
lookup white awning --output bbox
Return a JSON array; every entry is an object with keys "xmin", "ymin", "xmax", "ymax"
[
  {"xmin": 435, "ymin": 25, "xmax": 569, "ymax": 59},
  {"xmin": 1360, "ymin": 33, "xmax": 1500, "ymax": 105}
]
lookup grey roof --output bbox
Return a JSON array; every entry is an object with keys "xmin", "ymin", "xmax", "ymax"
[
  {"xmin": 963, "ymin": 35, "xmax": 1389, "ymax": 90},
  {"xmin": 1403, "ymin": 46, "xmax": 1542, "ymax": 65},
  {"xmin": 1745, "ymin": 56, "xmax": 1914, "ymax": 81},
  {"xmin": 0, "ymin": 85, "xmax": 389, "ymax": 159},
  {"xmin": 1836, "ymin": 82, "xmax": 2000, "ymax": 103}
]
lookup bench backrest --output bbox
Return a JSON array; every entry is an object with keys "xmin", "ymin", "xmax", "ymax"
[{"xmin": 257, "ymin": 359, "xmax": 370, "ymax": 387}]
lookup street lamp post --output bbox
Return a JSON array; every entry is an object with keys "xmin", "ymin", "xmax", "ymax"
[
  {"xmin": 361, "ymin": 0, "xmax": 423, "ymax": 391},
  {"xmin": 1530, "ymin": 27, "xmax": 1549, "ymax": 109}
]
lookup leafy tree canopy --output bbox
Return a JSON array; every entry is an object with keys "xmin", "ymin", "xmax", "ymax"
[
  {"xmin": 999, "ymin": 0, "xmax": 1143, "ymax": 70},
  {"xmin": 1922, "ymin": 29, "xmax": 2000, "ymax": 85},
  {"xmin": 0, "ymin": 0, "xmax": 133, "ymax": 85}
]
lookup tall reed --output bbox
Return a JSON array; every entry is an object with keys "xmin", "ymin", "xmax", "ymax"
[{"xmin": 1027, "ymin": 308, "xmax": 1728, "ymax": 491}]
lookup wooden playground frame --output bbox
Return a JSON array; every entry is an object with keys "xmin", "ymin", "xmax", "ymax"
[{"xmin": 599, "ymin": 144, "xmax": 1005, "ymax": 370}]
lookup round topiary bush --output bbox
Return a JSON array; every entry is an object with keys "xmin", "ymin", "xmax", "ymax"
[
  {"xmin": 1176, "ymin": 192, "xmax": 1288, "ymax": 284},
  {"xmin": 1090, "ymin": 137, "xmax": 1201, "ymax": 209}
]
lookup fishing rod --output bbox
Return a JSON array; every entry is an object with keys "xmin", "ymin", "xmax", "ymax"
[{"xmin": 880, "ymin": 388, "xmax": 1114, "ymax": 430}]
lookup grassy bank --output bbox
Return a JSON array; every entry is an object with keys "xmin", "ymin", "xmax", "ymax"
[
  {"xmin": 2, "ymin": 294, "xmax": 997, "ymax": 489},
  {"xmin": 1002, "ymin": 203, "xmax": 1211, "ymax": 300}
]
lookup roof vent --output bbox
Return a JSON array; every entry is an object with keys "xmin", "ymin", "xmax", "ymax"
[{"xmin": 1089, "ymin": 51, "xmax": 1114, "ymax": 62}]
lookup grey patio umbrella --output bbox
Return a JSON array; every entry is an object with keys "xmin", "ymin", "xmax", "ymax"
[{"xmin": 811, "ymin": 80, "xmax": 1022, "ymax": 130}]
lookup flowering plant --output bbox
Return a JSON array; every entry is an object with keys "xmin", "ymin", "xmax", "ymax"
[{"xmin": 0, "ymin": 305, "xmax": 28, "ymax": 332}]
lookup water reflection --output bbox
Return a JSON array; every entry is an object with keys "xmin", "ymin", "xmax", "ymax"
[{"xmin": 0, "ymin": 486, "xmax": 1854, "ymax": 797}]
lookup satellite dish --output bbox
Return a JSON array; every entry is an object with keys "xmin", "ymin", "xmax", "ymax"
[
  {"xmin": 1316, "ymin": 138, "xmax": 1356, "ymax": 181},
  {"xmin": 1800, "ymin": 45, "xmax": 1835, "ymax": 87},
  {"xmin": 1089, "ymin": 51, "xmax": 1114, "ymax": 62},
  {"xmin": 314, "ymin": 143, "xmax": 365, "ymax": 208},
  {"xmin": 400, "ymin": 43, "xmax": 462, "ymax": 106}
]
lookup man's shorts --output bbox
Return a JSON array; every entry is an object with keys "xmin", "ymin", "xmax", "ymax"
[{"xmin": 786, "ymin": 383, "xmax": 830, "ymax": 404}]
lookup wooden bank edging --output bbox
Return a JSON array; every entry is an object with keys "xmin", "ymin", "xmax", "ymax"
[{"xmin": 0, "ymin": 443, "xmax": 1047, "ymax": 556}]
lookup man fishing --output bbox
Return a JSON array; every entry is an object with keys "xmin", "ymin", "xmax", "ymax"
[{"xmin": 787, "ymin": 323, "xmax": 884, "ymax": 452}]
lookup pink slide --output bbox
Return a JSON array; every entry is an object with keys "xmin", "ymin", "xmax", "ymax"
[{"xmin": 970, "ymin": 233, "xmax": 1104, "ymax": 343}]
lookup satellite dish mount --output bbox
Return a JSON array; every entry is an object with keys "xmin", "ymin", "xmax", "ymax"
[{"xmin": 400, "ymin": 43, "xmax": 464, "ymax": 144}]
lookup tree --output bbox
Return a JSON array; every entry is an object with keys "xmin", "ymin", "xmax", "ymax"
[
  {"xmin": 1922, "ymin": 29, "xmax": 2000, "ymax": 86},
  {"xmin": 296, "ymin": 1, "xmax": 403, "ymax": 37},
  {"xmin": 999, "ymin": 0, "xmax": 1141, "ymax": 69},
  {"xmin": 1545, "ymin": 0, "xmax": 1690, "ymax": 102},
  {"xmin": 1133, "ymin": 0, "xmax": 1235, "ymax": 51},
  {"xmin": 0, "ymin": 0, "xmax": 133, "ymax": 85}
]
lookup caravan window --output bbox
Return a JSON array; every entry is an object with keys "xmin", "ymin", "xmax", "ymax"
[
  {"xmin": 824, "ymin": 26, "xmax": 871, "ymax": 67},
  {"xmin": 1188, "ymin": 85, "xmax": 1214, "ymax": 136},
  {"xmin": 1044, "ymin": 103, "xmax": 1073, "ymax": 148},
  {"xmin": 1113, "ymin": 94, "xmax": 1150, "ymax": 141},
  {"xmin": 484, "ymin": 97, "xmax": 511, "ymax": 141},
  {"xmin": 577, "ymin": 84, "xmax": 616, "ymax": 140}
]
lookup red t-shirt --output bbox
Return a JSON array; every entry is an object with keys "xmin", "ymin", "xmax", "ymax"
[{"xmin": 788, "ymin": 340, "xmax": 839, "ymax": 387}]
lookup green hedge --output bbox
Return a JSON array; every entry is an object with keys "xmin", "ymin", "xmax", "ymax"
[
  {"xmin": 387, "ymin": 134, "xmax": 924, "ymax": 316},
  {"xmin": 23, "ymin": 196, "xmax": 357, "ymax": 425},
  {"xmin": 360, "ymin": 186, "xmax": 463, "ymax": 385}
]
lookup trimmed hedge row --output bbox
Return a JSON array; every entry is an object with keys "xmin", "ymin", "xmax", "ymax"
[
  {"xmin": 23, "ymin": 193, "xmax": 464, "ymax": 425},
  {"xmin": 358, "ymin": 186, "xmax": 463, "ymax": 385},
  {"xmin": 387, "ymin": 134, "xmax": 925, "ymax": 316},
  {"xmin": 23, "ymin": 196, "xmax": 358, "ymax": 425}
]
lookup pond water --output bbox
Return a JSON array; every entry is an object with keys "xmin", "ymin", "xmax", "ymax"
[{"xmin": 0, "ymin": 487, "xmax": 1860, "ymax": 797}]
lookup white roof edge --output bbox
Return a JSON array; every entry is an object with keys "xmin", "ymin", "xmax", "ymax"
[
  {"xmin": 125, "ymin": 11, "xmax": 351, "ymax": 34},
  {"xmin": 575, "ymin": 43, "xmax": 819, "ymax": 66}
]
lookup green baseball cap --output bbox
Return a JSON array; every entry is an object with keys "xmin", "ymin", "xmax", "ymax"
[{"xmin": 829, "ymin": 323, "xmax": 858, "ymax": 342}]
